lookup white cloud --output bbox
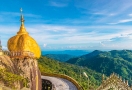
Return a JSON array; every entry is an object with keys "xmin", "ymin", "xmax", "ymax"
[
  {"xmin": 128, "ymin": 14, "xmax": 132, "ymax": 17},
  {"xmin": 1, "ymin": 22, "xmax": 132, "ymax": 50},
  {"xmin": 0, "ymin": 12, "xmax": 41, "ymax": 18},
  {"xmin": 108, "ymin": 19, "xmax": 132, "ymax": 25},
  {"xmin": 100, "ymin": 42, "xmax": 105, "ymax": 46},
  {"xmin": 74, "ymin": 0, "xmax": 132, "ymax": 26},
  {"xmin": 50, "ymin": 1, "xmax": 67, "ymax": 7},
  {"xmin": 2, "ymin": 46, "xmax": 7, "ymax": 50},
  {"xmin": 119, "ymin": 19, "xmax": 132, "ymax": 23},
  {"xmin": 92, "ymin": 12, "xmax": 116, "ymax": 16},
  {"xmin": 43, "ymin": 44, "xmax": 47, "ymax": 48}
]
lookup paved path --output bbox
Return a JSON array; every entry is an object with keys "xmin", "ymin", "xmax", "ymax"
[{"xmin": 41, "ymin": 76, "xmax": 78, "ymax": 90}]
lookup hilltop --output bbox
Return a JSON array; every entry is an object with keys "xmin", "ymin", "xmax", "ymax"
[{"xmin": 67, "ymin": 50, "xmax": 132, "ymax": 84}]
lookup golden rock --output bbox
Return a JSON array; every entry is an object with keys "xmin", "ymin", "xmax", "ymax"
[{"xmin": 7, "ymin": 12, "xmax": 41, "ymax": 59}]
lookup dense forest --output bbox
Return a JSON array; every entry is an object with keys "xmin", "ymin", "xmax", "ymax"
[
  {"xmin": 67, "ymin": 50, "xmax": 132, "ymax": 85},
  {"xmin": 38, "ymin": 56, "xmax": 102, "ymax": 89}
]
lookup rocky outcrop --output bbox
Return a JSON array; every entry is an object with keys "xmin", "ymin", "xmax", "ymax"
[{"xmin": 0, "ymin": 55, "xmax": 41, "ymax": 90}]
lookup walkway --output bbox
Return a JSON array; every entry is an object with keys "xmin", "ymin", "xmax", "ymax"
[{"xmin": 41, "ymin": 76, "xmax": 78, "ymax": 90}]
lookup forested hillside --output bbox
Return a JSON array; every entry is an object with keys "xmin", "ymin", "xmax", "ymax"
[
  {"xmin": 67, "ymin": 50, "xmax": 132, "ymax": 84},
  {"xmin": 38, "ymin": 56, "xmax": 102, "ymax": 89}
]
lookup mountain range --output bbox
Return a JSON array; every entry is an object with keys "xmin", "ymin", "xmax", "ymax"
[
  {"xmin": 42, "ymin": 50, "xmax": 91, "ymax": 56},
  {"xmin": 66, "ymin": 50, "xmax": 132, "ymax": 84},
  {"xmin": 44, "ymin": 54, "xmax": 74, "ymax": 62}
]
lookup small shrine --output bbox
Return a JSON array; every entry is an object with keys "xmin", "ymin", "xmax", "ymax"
[{"xmin": 97, "ymin": 73, "xmax": 132, "ymax": 90}]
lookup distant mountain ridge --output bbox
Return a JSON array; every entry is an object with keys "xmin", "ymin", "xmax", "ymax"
[
  {"xmin": 67, "ymin": 50, "xmax": 132, "ymax": 84},
  {"xmin": 44, "ymin": 54, "xmax": 74, "ymax": 62},
  {"xmin": 42, "ymin": 50, "xmax": 91, "ymax": 56}
]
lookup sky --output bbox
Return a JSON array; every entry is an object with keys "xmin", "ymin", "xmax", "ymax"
[{"xmin": 1, "ymin": 0, "xmax": 132, "ymax": 51}]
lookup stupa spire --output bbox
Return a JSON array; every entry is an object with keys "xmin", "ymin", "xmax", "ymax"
[
  {"xmin": 17, "ymin": 8, "xmax": 28, "ymax": 35},
  {"xmin": 20, "ymin": 8, "xmax": 25, "ymax": 25}
]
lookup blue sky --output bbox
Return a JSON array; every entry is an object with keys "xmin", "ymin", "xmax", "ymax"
[{"xmin": 1, "ymin": 0, "xmax": 132, "ymax": 51}]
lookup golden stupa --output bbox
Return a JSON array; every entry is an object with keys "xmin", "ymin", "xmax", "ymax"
[{"xmin": 7, "ymin": 9, "xmax": 41, "ymax": 59}]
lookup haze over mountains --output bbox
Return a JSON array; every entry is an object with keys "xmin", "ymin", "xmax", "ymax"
[
  {"xmin": 44, "ymin": 54, "xmax": 74, "ymax": 62},
  {"xmin": 42, "ymin": 50, "xmax": 91, "ymax": 61},
  {"xmin": 42, "ymin": 50, "xmax": 91, "ymax": 56}
]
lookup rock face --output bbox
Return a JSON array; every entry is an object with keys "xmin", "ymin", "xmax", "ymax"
[
  {"xmin": 0, "ymin": 55, "xmax": 42, "ymax": 90},
  {"xmin": 0, "ymin": 9, "xmax": 42, "ymax": 90}
]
